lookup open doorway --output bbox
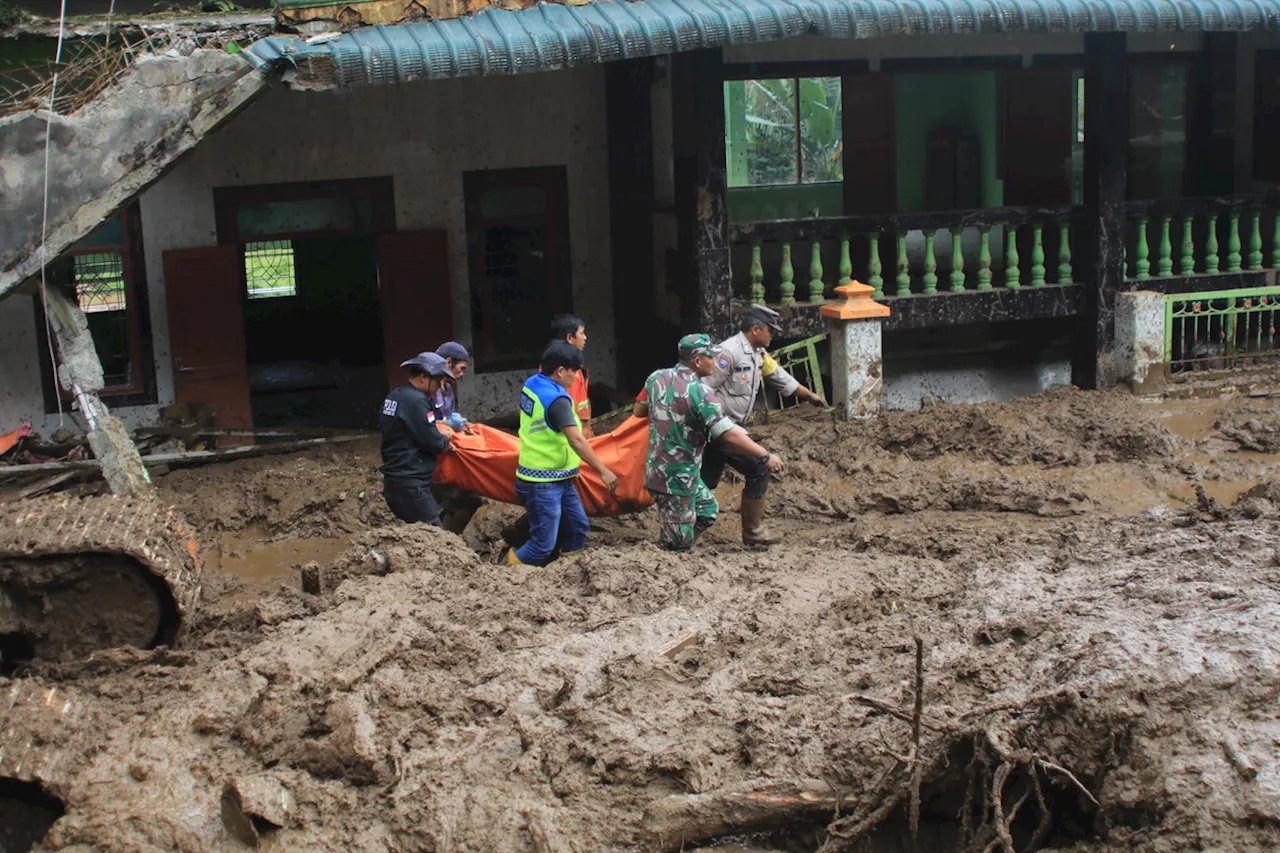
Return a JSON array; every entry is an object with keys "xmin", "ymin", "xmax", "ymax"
[{"xmin": 214, "ymin": 179, "xmax": 393, "ymax": 430}]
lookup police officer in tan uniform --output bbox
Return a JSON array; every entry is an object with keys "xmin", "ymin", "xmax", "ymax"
[{"xmin": 702, "ymin": 305, "xmax": 826, "ymax": 545}]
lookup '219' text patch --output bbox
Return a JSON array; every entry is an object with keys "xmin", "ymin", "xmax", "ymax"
[{"xmin": 381, "ymin": 399, "xmax": 398, "ymax": 416}]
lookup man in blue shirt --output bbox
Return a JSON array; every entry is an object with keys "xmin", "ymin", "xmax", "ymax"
[
  {"xmin": 379, "ymin": 352, "xmax": 454, "ymax": 526},
  {"xmin": 434, "ymin": 341, "xmax": 470, "ymax": 424}
]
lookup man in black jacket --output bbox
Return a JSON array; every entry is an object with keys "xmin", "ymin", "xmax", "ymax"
[{"xmin": 379, "ymin": 351, "xmax": 454, "ymax": 526}]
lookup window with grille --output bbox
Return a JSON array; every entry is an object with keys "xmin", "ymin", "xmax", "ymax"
[
  {"xmin": 36, "ymin": 209, "xmax": 153, "ymax": 408},
  {"xmin": 73, "ymin": 252, "xmax": 127, "ymax": 313},
  {"xmin": 244, "ymin": 240, "xmax": 297, "ymax": 299}
]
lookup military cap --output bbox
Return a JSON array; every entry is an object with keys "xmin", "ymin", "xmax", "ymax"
[{"xmin": 678, "ymin": 333, "xmax": 723, "ymax": 359}]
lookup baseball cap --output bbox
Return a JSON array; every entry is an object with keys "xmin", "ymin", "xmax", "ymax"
[
  {"xmin": 678, "ymin": 333, "xmax": 723, "ymax": 359},
  {"xmin": 399, "ymin": 351, "xmax": 452, "ymax": 377},
  {"xmin": 745, "ymin": 304, "xmax": 783, "ymax": 332},
  {"xmin": 436, "ymin": 341, "xmax": 470, "ymax": 362}
]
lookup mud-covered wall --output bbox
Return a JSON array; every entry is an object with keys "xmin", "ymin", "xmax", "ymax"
[
  {"xmin": 0, "ymin": 64, "xmax": 614, "ymax": 433},
  {"xmin": 140, "ymin": 66, "xmax": 614, "ymax": 423}
]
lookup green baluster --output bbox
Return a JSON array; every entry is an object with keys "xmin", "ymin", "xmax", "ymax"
[
  {"xmin": 1057, "ymin": 222, "xmax": 1072, "ymax": 283},
  {"xmin": 1206, "ymin": 214, "xmax": 1220, "ymax": 273},
  {"xmin": 749, "ymin": 241, "xmax": 764, "ymax": 303},
  {"xmin": 895, "ymin": 233, "xmax": 911, "ymax": 297},
  {"xmin": 1157, "ymin": 216, "xmax": 1172, "ymax": 277},
  {"xmin": 1005, "ymin": 224, "xmax": 1020, "ymax": 289},
  {"xmin": 1180, "ymin": 217, "xmax": 1195, "ymax": 276},
  {"xmin": 867, "ymin": 233, "xmax": 883, "ymax": 298},
  {"xmin": 977, "ymin": 227, "xmax": 992, "ymax": 290},
  {"xmin": 838, "ymin": 235, "xmax": 853, "ymax": 287},
  {"xmin": 950, "ymin": 231, "xmax": 965, "ymax": 292},
  {"xmin": 1030, "ymin": 224, "xmax": 1045, "ymax": 287},
  {"xmin": 779, "ymin": 242, "xmax": 795, "ymax": 306},
  {"xmin": 1135, "ymin": 216, "xmax": 1150, "ymax": 280},
  {"xmin": 1227, "ymin": 212, "xmax": 1242, "ymax": 272},
  {"xmin": 922, "ymin": 231, "xmax": 938, "ymax": 295},
  {"xmin": 808, "ymin": 241, "xmax": 824, "ymax": 302},
  {"xmin": 1272, "ymin": 215, "xmax": 1280, "ymax": 269},
  {"xmin": 1248, "ymin": 213, "xmax": 1263, "ymax": 271}
]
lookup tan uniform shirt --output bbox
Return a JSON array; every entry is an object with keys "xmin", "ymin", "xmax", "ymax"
[{"xmin": 704, "ymin": 331, "xmax": 800, "ymax": 425}]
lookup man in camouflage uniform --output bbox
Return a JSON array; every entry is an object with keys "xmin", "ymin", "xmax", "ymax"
[{"xmin": 642, "ymin": 334, "xmax": 783, "ymax": 552}]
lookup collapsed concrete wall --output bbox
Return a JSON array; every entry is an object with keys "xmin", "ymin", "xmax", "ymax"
[{"xmin": 0, "ymin": 47, "xmax": 267, "ymax": 300}]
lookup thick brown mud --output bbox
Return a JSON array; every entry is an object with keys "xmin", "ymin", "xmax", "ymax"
[{"xmin": 3, "ymin": 388, "xmax": 1280, "ymax": 852}]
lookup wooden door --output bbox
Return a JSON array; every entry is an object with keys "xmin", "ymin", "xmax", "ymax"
[
  {"xmin": 378, "ymin": 230, "xmax": 453, "ymax": 393},
  {"xmin": 842, "ymin": 74, "xmax": 897, "ymax": 214},
  {"xmin": 1004, "ymin": 67, "xmax": 1075, "ymax": 206},
  {"xmin": 163, "ymin": 245, "xmax": 252, "ymax": 429}
]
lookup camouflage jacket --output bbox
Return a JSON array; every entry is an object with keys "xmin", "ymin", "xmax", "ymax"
[{"xmin": 643, "ymin": 364, "xmax": 736, "ymax": 496}]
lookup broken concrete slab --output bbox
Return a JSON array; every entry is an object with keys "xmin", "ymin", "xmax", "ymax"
[{"xmin": 0, "ymin": 46, "xmax": 268, "ymax": 300}]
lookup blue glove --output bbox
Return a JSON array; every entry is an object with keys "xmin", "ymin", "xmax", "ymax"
[{"xmin": 446, "ymin": 412, "xmax": 469, "ymax": 431}]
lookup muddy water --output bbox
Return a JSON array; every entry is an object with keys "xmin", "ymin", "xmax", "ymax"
[{"xmin": 206, "ymin": 527, "xmax": 349, "ymax": 595}]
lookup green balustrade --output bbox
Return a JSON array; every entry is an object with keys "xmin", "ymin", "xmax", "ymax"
[
  {"xmin": 895, "ymin": 233, "xmax": 911, "ymax": 297},
  {"xmin": 1157, "ymin": 216, "xmax": 1173, "ymax": 277},
  {"xmin": 1248, "ymin": 213, "xmax": 1263, "ymax": 271},
  {"xmin": 838, "ymin": 236, "xmax": 853, "ymax": 287},
  {"xmin": 1206, "ymin": 214, "xmax": 1220, "ymax": 274},
  {"xmin": 1030, "ymin": 224, "xmax": 1045, "ymax": 287},
  {"xmin": 1227, "ymin": 213, "xmax": 1242, "ymax": 273},
  {"xmin": 808, "ymin": 241, "xmax": 824, "ymax": 302},
  {"xmin": 1057, "ymin": 222, "xmax": 1072, "ymax": 283},
  {"xmin": 1006, "ymin": 225, "xmax": 1020, "ymax": 289},
  {"xmin": 867, "ymin": 233, "xmax": 883, "ymax": 298},
  {"xmin": 977, "ymin": 227, "xmax": 992, "ymax": 290},
  {"xmin": 922, "ymin": 231, "xmax": 938, "ymax": 295},
  {"xmin": 1180, "ymin": 217, "xmax": 1195, "ymax": 276},
  {"xmin": 1273, "ymin": 216, "xmax": 1280, "ymax": 270},
  {"xmin": 1135, "ymin": 217, "xmax": 1150, "ymax": 280},
  {"xmin": 779, "ymin": 242, "xmax": 796, "ymax": 305},
  {"xmin": 749, "ymin": 241, "xmax": 764, "ymax": 303},
  {"xmin": 950, "ymin": 231, "xmax": 965, "ymax": 292}
]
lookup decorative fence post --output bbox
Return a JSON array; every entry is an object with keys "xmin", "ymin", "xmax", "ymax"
[{"xmin": 820, "ymin": 280, "xmax": 891, "ymax": 421}]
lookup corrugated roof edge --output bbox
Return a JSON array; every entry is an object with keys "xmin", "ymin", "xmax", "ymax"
[{"xmin": 247, "ymin": 0, "xmax": 1280, "ymax": 88}]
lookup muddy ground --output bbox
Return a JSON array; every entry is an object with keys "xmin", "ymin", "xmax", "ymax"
[{"xmin": 4, "ymin": 386, "xmax": 1280, "ymax": 852}]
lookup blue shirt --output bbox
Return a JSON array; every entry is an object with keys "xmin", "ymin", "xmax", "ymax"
[{"xmin": 434, "ymin": 383, "xmax": 457, "ymax": 419}]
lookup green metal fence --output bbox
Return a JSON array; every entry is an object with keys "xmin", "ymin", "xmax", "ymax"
[
  {"xmin": 766, "ymin": 334, "xmax": 827, "ymax": 409},
  {"xmin": 1165, "ymin": 286, "xmax": 1280, "ymax": 372}
]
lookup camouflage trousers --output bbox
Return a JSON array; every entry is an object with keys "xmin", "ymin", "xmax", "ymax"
[{"xmin": 653, "ymin": 484, "xmax": 719, "ymax": 552}]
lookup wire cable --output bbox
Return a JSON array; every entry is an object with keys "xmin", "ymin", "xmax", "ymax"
[{"xmin": 38, "ymin": 0, "xmax": 71, "ymax": 427}]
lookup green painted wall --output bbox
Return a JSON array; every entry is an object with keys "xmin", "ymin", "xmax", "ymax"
[
  {"xmin": 727, "ymin": 183, "xmax": 843, "ymax": 222},
  {"xmin": 893, "ymin": 71, "xmax": 1004, "ymax": 213}
]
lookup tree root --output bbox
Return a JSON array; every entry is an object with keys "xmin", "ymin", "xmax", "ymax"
[{"xmin": 641, "ymin": 641, "xmax": 1101, "ymax": 853}]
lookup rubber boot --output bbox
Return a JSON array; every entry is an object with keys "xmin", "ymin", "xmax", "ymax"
[
  {"xmin": 504, "ymin": 547, "xmax": 525, "ymax": 566},
  {"xmin": 740, "ymin": 497, "xmax": 779, "ymax": 546}
]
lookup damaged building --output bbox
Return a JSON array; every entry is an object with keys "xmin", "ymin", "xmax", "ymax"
[{"xmin": 2, "ymin": 0, "xmax": 1280, "ymax": 438}]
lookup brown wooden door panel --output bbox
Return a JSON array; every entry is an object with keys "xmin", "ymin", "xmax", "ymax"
[
  {"xmin": 163, "ymin": 245, "xmax": 252, "ymax": 429},
  {"xmin": 1004, "ymin": 67, "xmax": 1075, "ymax": 206},
  {"xmin": 379, "ymin": 230, "xmax": 453, "ymax": 393},
  {"xmin": 842, "ymin": 74, "xmax": 897, "ymax": 214}
]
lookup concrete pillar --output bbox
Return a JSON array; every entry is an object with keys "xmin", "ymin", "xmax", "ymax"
[
  {"xmin": 820, "ymin": 281, "xmax": 891, "ymax": 420},
  {"xmin": 1115, "ymin": 291, "xmax": 1167, "ymax": 399}
]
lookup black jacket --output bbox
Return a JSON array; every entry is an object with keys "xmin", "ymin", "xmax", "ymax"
[{"xmin": 378, "ymin": 382, "xmax": 451, "ymax": 480}]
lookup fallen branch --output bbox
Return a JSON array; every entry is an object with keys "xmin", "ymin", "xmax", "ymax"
[
  {"xmin": 642, "ymin": 782, "xmax": 849, "ymax": 853},
  {"xmin": 845, "ymin": 694, "xmax": 950, "ymax": 733},
  {"xmin": 909, "ymin": 635, "xmax": 925, "ymax": 841},
  {"xmin": 1037, "ymin": 759, "xmax": 1099, "ymax": 807}
]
